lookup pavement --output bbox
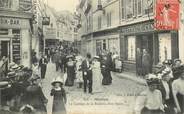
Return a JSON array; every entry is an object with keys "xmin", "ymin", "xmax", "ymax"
[
  {"xmin": 41, "ymin": 63, "xmax": 147, "ymax": 114},
  {"xmin": 113, "ymin": 72, "xmax": 147, "ymax": 86}
]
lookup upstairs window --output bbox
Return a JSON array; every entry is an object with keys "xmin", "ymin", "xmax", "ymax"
[
  {"xmin": 0, "ymin": 0, "xmax": 12, "ymax": 9},
  {"xmin": 107, "ymin": 12, "xmax": 112, "ymax": 27},
  {"xmin": 121, "ymin": 0, "xmax": 126, "ymax": 20},
  {"xmin": 137, "ymin": 0, "xmax": 142, "ymax": 16},
  {"xmin": 126, "ymin": 0, "xmax": 133, "ymax": 19},
  {"xmin": 98, "ymin": 16, "xmax": 102, "ymax": 30}
]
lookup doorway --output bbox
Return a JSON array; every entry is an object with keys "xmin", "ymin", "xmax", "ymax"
[
  {"xmin": 136, "ymin": 34, "xmax": 153, "ymax": 74},
  {"xmin": 1, "ymin": 41, "xmax": 9, "ymax": 58}
]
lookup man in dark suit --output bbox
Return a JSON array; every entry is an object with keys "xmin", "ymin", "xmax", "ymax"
[
  {"xmin": 81, "ymin": 53, "xmax": 93, "ymax": 94},
  {"xmin": 39, "ymin": 55, "xmax": 48, "ymax": 79}
]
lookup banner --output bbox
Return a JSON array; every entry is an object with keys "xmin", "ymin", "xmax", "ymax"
[{"xmin": 155, "ymin": 0, "xmax": 180, "ymax": 30}]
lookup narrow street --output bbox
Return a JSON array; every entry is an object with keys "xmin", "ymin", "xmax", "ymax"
[{"xmin": 42, "ymin": 63, "xmax": 146, "ymax": 114}]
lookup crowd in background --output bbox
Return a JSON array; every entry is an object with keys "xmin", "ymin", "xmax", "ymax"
[{"xmin": 135, "ymin": 59, "xmax": 184, "ymax": 114}]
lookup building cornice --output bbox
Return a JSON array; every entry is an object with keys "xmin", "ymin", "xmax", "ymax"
[{"xmin": 0, "ymin": 10, "xmax": 33, "ymax": 19}]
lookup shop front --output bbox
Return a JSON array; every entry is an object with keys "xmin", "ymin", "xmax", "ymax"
[
  {"xmin": 0, "ymin": 13, "xmax": 32, "ymax": 67},
  {"xmin": 120, "ymin": 21, "xmax": 179, "ymax": 73},
  {"xmin": 93, "ymin": 28, "xmax": 120, "ymax": 56}
]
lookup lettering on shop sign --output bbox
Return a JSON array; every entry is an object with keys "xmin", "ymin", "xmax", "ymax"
[
  {"xmin": 121, "ymin": 23, "xmax": 154, "ymax": 35},
  {"xmin": 0, "ymin": 17, "xmax": 20, "ymax": 25}
]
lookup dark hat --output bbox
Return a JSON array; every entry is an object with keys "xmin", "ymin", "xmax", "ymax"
[
  {"xmin": 86, "ymin": 53, "xmax": 91, "ymax": 59},
  {"xmin": 51, "ymin": 77, "xmax": 63, "ymax": 86},
  {"xmin": 163, "ymin": 59, "xmax": 172, "ymax": 65},
  {"xmin": 22, "ymin": 67, "xmax": 32, "ymax": 72},
  {"xmin": 175, "ymin": 65, "xmax": 184, "ymax": 76}
]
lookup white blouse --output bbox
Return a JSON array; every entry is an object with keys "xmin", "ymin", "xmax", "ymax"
[
  {"xmin": 135, "ymin": 89, "xmax": 164, "ymax": 113},
  {"xmin": 172, "ymin": 78, "xmax": 184, "ymax": 95}
]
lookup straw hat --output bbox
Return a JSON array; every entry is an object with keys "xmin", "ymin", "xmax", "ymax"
[
  {"xmin": 94, "ymin": 56, "xmax": 100, "ymax": 59},
  {"xmin": 0, "ymin": 81, "xmax": 11, "ymax": 90},
  {"xmin": 174, "ymin": 59, "xmax": 182, "ymax": 64},
  {"xmin": 163, "ymin": 59, "xmax": 172, "ymax": 65},
  {"xmin": 51, "ymin": 77, "xmax": 63, "ymax": 86},
  {"xmin": 146, "ymin": 74, "xmax": 160, "ymax": 86}
]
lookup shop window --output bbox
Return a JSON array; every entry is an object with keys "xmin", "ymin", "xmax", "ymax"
[
  {"xmin": 12, "ymin": 29, "xmax": 21, "ymax": 64},
  {"xmin": 108, "ymin": 38, "xmax": 119, "ymax": 54},
  {"xmin": 98, "ymin": 16, "xmax": 102, "ymax": 29},
  {"xmin": 133, "ymin": 0, "xmax": 137, "ymax": 17},
  {"xmin": 107, "ymin": 12, "xmax": 112, "ymax": 27},
  {"xmin": 127, "ymin": 36, "xmax": 136, "ymax": 61},
  {"xmin": 143, "ymin": 0, "xmax": 153, "ymax": 15},
  {"xmin": 158, "ymin": 33, "xmax": 171, "ymax": 63},
  {"xmin": 137, "ymin": 0, "xmax": 142, "ymax": 16}
]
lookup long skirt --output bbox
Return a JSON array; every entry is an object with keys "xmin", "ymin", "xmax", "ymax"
[
  {"xmin": 52, "ymin": 100, "xmax": 66, "ymax": 114},
  {"xmin": 177, "ymin": 93, "xmax": 184, "ymax": 113},
  {"xmin": 93, "ymin": 68, "xmax": 102, "ymax": 92},
  {"xmin": 101, "ymin": 68, "xmax": 112, "ymax": 85},
  {"xmin": 41, "ymin": 65, "xmax": 47, "ymax": 79},
  {"xmin": 65, "ymin": 67, "xmax": 75, "ymax": 86}
]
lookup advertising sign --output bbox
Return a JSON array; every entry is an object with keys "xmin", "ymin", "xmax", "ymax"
[
  {"xmin": 155, "ymin": 0, "xmax": 180, "ymax": 30},
  {"xmin": 42, "ymin": 17, "xmax": 50, "ymax": 25},
  {"xmin": 44, "ymin": 27, "xmax": 56, "ymax": 39}
]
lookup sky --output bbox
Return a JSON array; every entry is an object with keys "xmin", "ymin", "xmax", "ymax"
[{"xmin": 47, "ymin": 0, "xmax": 79, "ymax": 13}]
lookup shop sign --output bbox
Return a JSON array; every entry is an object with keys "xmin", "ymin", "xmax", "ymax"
[
  {"xmin": 42, "ymin": 17, "xmax": 50, "ymax": 25},
  {"xmin": 0, "ymin": 17, "xmax": 20, "ymax": 26},
  {"xmin": 19, "ymin": 0, "xmax": 32, "ymax": 11},
  {"xmin": 121, "ymin": 22, "xmax": 154, "ymax": 35},
  {"xmin": 155, "ymin": 0, "xmax": 179, "ymax": 30},
  {"xmin": 44, "ymin": 28, "xmax": 56, "ymax": 39}
]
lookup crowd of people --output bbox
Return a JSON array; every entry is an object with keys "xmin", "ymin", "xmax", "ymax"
[
  {"xmin": 1, "ymin": 43, "xmax": 184, "ymax": 114},
  {"xmin": 135, "ymin": 59, "xmax": 184, "ymax": 114},
  {"xmin": 46, "ymin": 45, "xmax": 115, "ymax": 94}
]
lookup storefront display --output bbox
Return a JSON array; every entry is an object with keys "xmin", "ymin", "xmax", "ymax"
[
  {"xmin": 127, "ymin": 36, "xmax": 136, "ymax": 61},
  {"xmin": 158, "ymin": 33, "xmax": 172, "ymax": 63},
  {"xmin": 12, "ymin": 29, "xmax": 21, "ymax": 64},
  {"xmin": 108, "ymin": 38, "xmax": 119, "ymax": 54}
]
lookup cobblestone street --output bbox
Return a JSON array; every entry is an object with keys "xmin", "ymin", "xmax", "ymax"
[{"xmin": 42, "ymin": 63, "xmax": 146, "ymax": 114}]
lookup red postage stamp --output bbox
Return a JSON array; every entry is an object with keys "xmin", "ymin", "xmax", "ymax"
[{"xmin": 155, "ymin": 0, "xmax": 180, "ymax": 30}]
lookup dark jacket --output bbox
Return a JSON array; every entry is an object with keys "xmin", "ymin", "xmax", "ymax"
[
  {"xmin": 81, "ymin": 59, "xmax": 92, "ymax": 76},
  {"xmin": 39, "ymin": 58, "xmax": 48, "ymax": 67}
]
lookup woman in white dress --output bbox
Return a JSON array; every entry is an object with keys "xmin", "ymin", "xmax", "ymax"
[
  {"xmin": 75, "ymin": 56, "xmax": 83, "ymax": 88},
  {"xmin": 92, "ymin": 56, "xmax": 102, "ymax": 93}
]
